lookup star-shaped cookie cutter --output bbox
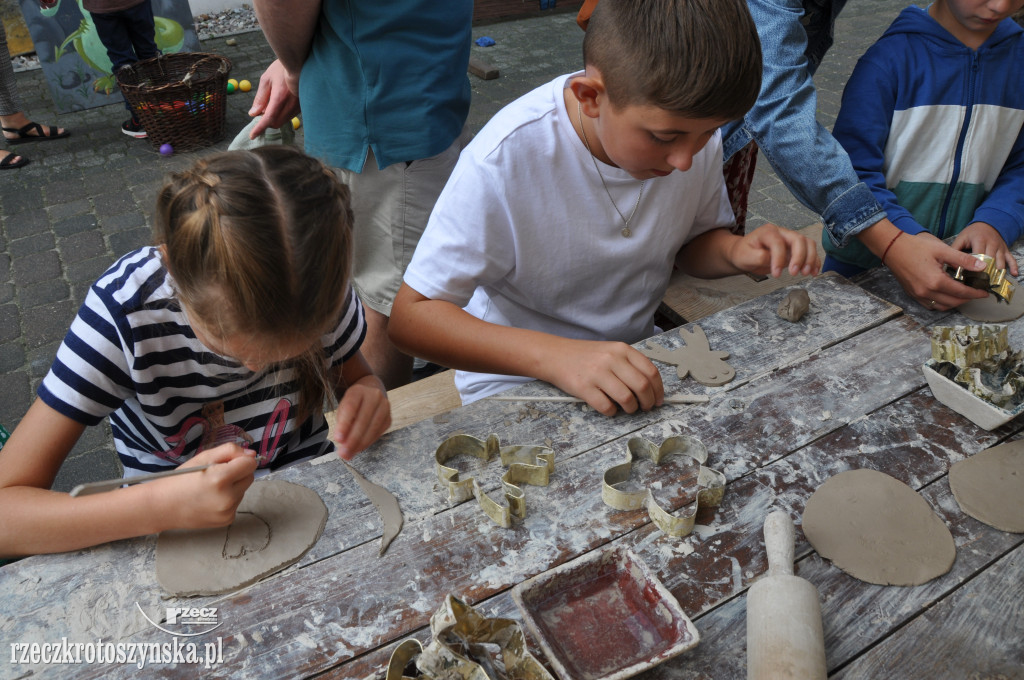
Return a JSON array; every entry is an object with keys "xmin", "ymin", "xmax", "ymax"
[
  {"xmin": 946, "ymin": 253, "xmax": 1015, "ymax": 303},
  {"xmin": 435, "ymin": 434, "xmax": 555, "ymax": 528},
  {"xmin": 602, "ymin": 435, "xmax": 725, "ymax": 537},
  {"xmin": 385, "ymin": 594, "xmax": 555, "ymax": 680}
]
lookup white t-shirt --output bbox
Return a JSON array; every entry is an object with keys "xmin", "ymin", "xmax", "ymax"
[{"xmin": 404, "ymin": 73, "xmax": 735, "ymax": 402}]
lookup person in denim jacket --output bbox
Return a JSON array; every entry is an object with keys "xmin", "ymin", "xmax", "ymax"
[{"xmin": 718, "ymin": 0, "xmax": 991, "ymax": 311}]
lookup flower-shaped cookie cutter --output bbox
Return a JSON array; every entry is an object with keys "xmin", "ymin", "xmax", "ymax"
[
  {"xmin": 435, "ymin": 434, "xmax": 555, "ymax": 528},
  {"xmin": 602, "ymin": 435, "xmax": 725, "ymax": 537},
  {"xmin": 385, "ymin": 594, "xmax": 555, "ymax": 680}
]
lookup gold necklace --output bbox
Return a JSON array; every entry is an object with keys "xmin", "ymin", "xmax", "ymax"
[{"xmin": 577, "ymin": 101, "xmax": 646, "ymax": 237}]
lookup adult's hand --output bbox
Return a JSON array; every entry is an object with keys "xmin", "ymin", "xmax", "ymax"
[
  {"xmin": 884, "ymin": 231, "xmax": 989, "ymax": 311},
  {"xmin": 248, "ymin": 59, "xmax": 301, "ymax": 138}
]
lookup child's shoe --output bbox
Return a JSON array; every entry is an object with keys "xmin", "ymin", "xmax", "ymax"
[{"xmin": 121, "ymin": 117, "xmax": 146, "ymax": 139}]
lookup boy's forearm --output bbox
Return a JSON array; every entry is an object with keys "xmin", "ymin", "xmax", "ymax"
[
  {"xmin": 253, "ymin": 0, "xmax": 322, "ymax": 74},
  {"xmin": 675, "ymin": 229, "xmax": 745, "ymax": 278},
  {"xmin": 389, "ymin": 285, "xmax": 564, "ymax": 383}
]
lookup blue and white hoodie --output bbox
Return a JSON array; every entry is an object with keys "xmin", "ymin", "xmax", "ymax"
[{"xmin": 826, "ymin": 5, "xmax": 1024, "ymax": 269}]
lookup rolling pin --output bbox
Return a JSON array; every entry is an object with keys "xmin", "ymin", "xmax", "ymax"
[{"xmin": 746, "ymin": 511, "xmax": 827, "ymax": 680}]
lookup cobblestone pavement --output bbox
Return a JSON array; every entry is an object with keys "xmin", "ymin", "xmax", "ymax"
[{"xmin": 0, "ymin": 1, "xmax": 907, "ymax": 491}]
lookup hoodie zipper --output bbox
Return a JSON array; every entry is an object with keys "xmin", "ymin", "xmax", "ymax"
[{"xmin": 938, "ymin": 51, "xmax": 980, "ymax": 239}]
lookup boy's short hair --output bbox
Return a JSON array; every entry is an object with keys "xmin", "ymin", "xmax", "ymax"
[{"xmin": 583, "ymin": 0, "xmax": 762, "ymax": 120}]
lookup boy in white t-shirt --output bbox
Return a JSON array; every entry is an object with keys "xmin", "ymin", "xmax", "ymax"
[{"xmin": 390, "ymin": 0, "xmax": 820, "ymax": 416}]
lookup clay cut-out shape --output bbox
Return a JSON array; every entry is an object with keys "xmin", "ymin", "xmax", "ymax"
[
  {"xmin": 435, "ymin": 434, "xmax": 555, "ymax": 528},
  {"xmin": 777, "ymin": 288, "xmax": 810, "ymax": 322},
  {"xmin": 949, "ymin": 441, "xmax": 1024, "ymax": 533},
  {"xmin": 802, "ymin": 469, "xmax": 955, "ymax": 586},
  {"xmin": 386, "ymin": 594, "xmax": 554, "ymax": 680},
  {"xmin": 155, "ymin": 479, "xmax": 327, "ymax": 596},
  {"xmin": 342, "ymin": 459, "xmax": 404, "ymax": 556},
  {"xmin": 639, "ymin": 325, "xmax": 736, "ymax": 386},
  {"xmin": 602, "ymin": 434, "xmax": 725, "ymax": 537}
]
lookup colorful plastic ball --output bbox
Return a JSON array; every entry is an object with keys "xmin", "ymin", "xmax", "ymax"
[
  {"xmin": 239, "ymin": 79, "xmax": 252, "ymax": 93},
  {"xmin": 159, "ymin": 143, "xmax": 174, "ymax": 156},
  {"xmin": 228, "ymin": 78, "xmax": 238, "ymax": 88},
  {"xmin": 226, "ymin": 82, "xmax": 235, "ymax": 94},
  {"xmin": 291, "ymin": 116, "xmax": 301, "ymax": 130}
]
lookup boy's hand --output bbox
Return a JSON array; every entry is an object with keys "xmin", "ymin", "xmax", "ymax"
[
  {"xmin": 332, "ymin": 375, "xmax": 391, "ymax": 460},
  {"xmin": 542, "ymin": 339, "xmax": 664, "ymax": 417},
  {"xmin": 149, "ymin": 445, "xmax": 258, "ymax": 531},
  {"xmin": 730, "ymin": 224, "xmax": 821, "ymax": 278},
  {"xmin": 950, "ymin": 222, "xmax": 1018, "ymax": 277}
]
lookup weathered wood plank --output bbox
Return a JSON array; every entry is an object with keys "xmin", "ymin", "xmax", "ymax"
[{"xmin": 833, "ymin": 542, "xmax": 1024, "ymax": 679}]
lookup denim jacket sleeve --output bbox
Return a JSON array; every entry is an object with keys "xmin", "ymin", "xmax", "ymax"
[{"xmin": 720, "ymin": 0, "xmax": 886, "ymax": 247}]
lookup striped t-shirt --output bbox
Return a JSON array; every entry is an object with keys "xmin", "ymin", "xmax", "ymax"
[{"xmin": 39, "ymin": 247, "xmax": 366, "ymax": 477}]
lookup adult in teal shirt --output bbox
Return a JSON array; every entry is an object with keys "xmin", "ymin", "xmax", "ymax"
[{"xmin": 250, "ymin": 0, "xmax": 472, "ymax": 389}]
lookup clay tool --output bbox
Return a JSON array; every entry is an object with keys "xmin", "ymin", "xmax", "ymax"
[
  {"xmin": 485, "ymin": 394, "xmax": 709, "ymax": 404},
  {"xmin": 69, "ymin": 464, "xmax": 214, "ymax": 497},
  {"xmin": 746, "ymin": 510, "xmax": 827, "ymax": 680}
]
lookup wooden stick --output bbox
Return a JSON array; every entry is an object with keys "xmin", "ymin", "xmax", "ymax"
[
  {"xmin": 485, "ymin": 394, "xmax": 709, "ymax": 405},
  {"xmin": 69, "ymin": 464, "xmax": 215, "ymax": 497}
]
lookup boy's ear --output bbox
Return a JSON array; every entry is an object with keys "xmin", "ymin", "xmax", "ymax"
[{"xmin": 570, "ymin": 71, "xmax": 606, "ymax": 119}]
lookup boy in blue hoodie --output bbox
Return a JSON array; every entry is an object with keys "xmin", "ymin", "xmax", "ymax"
[{"xmin": 825, "ymin": 0, "xmax": 1024, "ymax": 310}]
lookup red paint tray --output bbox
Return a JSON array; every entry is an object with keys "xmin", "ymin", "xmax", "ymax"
[{"xmin": 512, "ymin": 546, "xmax": 699, "ymax": 680}]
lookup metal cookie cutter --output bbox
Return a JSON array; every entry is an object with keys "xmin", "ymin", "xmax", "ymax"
[
  {"xmin": 602, "ymin": 435, "xmax": 725, "ymax": 537},
  {"xmin": 435, "ymin": 434, "xmax": 555, "ymax": 528},
  {"xmin": 946, "ymin": 253, "xmax": 1015, "ymax": 303},
  {"xmin": 385, "ymin": 594, "xmax": 555, "ymax": 680}
]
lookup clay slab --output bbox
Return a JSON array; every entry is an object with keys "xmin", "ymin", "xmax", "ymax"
[
  {"xmin": 156, "ymin": 479, "xmax": 328, "ymax": 596},
  {"xmin": 802, "ymin": 469, "xmax": 956, "ymax": 586},
  {"xmin": 949, "ymin": 441, "xmax": 1024, "ymax": 533}
]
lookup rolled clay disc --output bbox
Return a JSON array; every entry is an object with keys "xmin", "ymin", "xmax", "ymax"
[
  {"xmin": 802, "ymin": 469, "xmax": 955, "ymax": 586},
  {"xmin": 957, "ymin": 274, "xmax": 1024, "ymax": 322},
  {"xmin": 949, "ymin": 441, "xmax": 1024, "ymax": 533},
  {"xmin": 156, "ymin": 480, "xmax": 328, "ymax": 596}
]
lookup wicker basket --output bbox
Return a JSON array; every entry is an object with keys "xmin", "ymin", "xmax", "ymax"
[{"xmin": 116, "ymin": 52, "xmax": 232, "ymax": 152}]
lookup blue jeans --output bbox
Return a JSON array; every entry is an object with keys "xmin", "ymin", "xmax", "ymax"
[
  {"xmin": 719, "ymin": 0, "xmax": 885, "ymax": 248},
  {"xmin": 91, "ymin": 0, "xmax": 160, "ymax": 115}
]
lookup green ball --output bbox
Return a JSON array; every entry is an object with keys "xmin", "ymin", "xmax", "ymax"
[{"xmin": 226, "ymin": 82, "xmax": 235, "ymax": 94}]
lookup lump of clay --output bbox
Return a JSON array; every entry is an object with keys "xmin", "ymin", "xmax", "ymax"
[
  {"xmin": 949, "ymin": 441, "xmax": 1024, "ymax": 533},
  {"xmin": 958, "ymin": 273, "xmax": 1024, "ymax": 323},
  {"xmin": 777, "ymin": 289, "xmax": 810, "ymax": 322},
  {"xmin": 156, "ymin": 480, "xmax": 327, "ymax": 596},
  {"xmin": 802, "ymin": 469, "xmax": 955, "ymax": 586}
]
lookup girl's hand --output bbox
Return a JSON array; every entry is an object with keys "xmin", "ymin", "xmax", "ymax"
[
  {"xmin": 729, "ymin": 223, "xmax": 821, "ymax": 278},
  {"xmin": 149, "ymin": 445, "xmax": 258, "ymax": 531},
  {"xmin": 539, "ymin": 338, "xmax": 664, "ymax": 417},
  {"xmin": 332, "ymin": 375, "xmax": 391, "ymax": 460},
  {"xmin": 950, "ymin": 222, "xmax": 1018, "ymax": 276}
]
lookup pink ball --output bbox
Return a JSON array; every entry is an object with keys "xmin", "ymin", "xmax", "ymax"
[{"xmin": 159, "ymin": 143, "xmax": 174, "ymax": 156}]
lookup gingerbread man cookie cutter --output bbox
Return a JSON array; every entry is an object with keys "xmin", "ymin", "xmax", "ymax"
[
  {"xmin": 435, "ymin": 434, "xmax": 555, "ymax": 528},
  {"xmin": 385, "ymin": 594, "xmax": 555, "ymax": 680},
  {"xmin": 602, "ymin": 435, "xmax": 725, "ymax": 537}
]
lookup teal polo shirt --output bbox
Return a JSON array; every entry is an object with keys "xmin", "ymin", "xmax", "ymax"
[{"xmin": 300, "ymin": 0, "xmax": 472, "ymax": 172}]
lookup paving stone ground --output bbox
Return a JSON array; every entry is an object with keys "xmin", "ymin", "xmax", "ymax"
[{"xmin": 0, "ymin": 1, "xmax": 908, "ymax": 491}]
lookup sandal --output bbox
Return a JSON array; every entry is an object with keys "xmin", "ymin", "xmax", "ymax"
[
  {"xmin": 0, "ymin": 150, "xmax": 30, "ymax": 169},
  {"xmin": 3, "ymin": 122, "xmax": 71, "ymax": 144}
]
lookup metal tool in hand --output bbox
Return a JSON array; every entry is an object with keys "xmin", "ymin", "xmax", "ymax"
[{"xmin": 946, "ymin": 253, "xmax": 1015, "ymax": 303}]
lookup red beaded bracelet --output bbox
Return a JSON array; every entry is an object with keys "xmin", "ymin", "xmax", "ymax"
[{"xmin": 881, "ymin": 230, "xmax": 905, "ymax": 265}]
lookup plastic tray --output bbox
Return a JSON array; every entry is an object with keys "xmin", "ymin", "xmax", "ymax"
[{"xmin": 512, "ymin": 546, "xmax": 699, "ymax": 680}]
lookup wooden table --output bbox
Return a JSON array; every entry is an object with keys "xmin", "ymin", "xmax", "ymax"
[{"xmin": 3, "ymin": 266, "xmax": 1023, "ymax": 679}]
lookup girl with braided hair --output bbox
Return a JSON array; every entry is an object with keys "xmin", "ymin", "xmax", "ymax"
[{"xmin": 0, "ymin": 146, "xmax": 390, "ymax": 558}]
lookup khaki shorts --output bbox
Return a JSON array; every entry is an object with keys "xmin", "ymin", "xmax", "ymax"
[{"xmin": 339, "ymin": 129, "xmax": 469, "ymax": 316}]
